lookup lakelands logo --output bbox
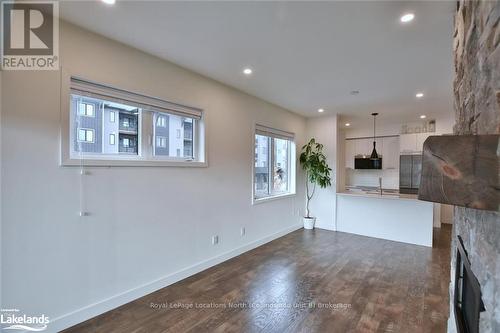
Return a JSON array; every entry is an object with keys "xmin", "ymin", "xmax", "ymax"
[
  {"xmin": 1, "ymin": 1, "xmax": 59, "ymax": 70},
  {"xmin": 1, "ymin": 309, "xmax": 49, "ymax": 331}
]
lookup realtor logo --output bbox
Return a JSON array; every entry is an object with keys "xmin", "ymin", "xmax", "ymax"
[
  {"xmin": 0, "ymin": 309, "xmax": 49, "ymax": 331},
  {"xmin": 1, "ymin": 1, "xmax": 59, "ymax": 70}
]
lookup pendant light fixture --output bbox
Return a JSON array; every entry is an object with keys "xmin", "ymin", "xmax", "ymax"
[{"xmin": 370, "ymin": 112, "xmax": 380, "ymax": 160}]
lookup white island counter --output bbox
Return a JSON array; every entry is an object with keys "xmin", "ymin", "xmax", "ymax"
[{"xmin": 336, "ymin": 191, "xmax": 434, "ymax": 247}]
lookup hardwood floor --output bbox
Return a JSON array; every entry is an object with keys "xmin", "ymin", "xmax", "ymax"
[{"xmin": 64, "ymin": 225, "xmax": 452, "ymax": 333}]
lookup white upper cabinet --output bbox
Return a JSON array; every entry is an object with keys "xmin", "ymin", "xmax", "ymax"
[
  {"xmin": 417, "ymin": 132, "xmax": 431, "ymax": 150},
  {"xmin": 399, "ymin": 133, "xmax": 418, "ymax": 153},
  {"xmin": 381, "ymin": 136, "xmax": 399, "ymax": 169},
  {"xmin": 400, "ymin": 132, "xmax": 433, "ymax": 153},
  {"xmin": 355, "ymin": 138, "xmax": 372, "ymax": 157},
  {"xmin": 345, "ymin": 140, "xmax": 356, "ymax": 169}
]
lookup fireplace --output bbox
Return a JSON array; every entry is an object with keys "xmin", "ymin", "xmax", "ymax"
[{"xmin": 454, "ymin": 236, "xmax": 485, "ymax": 333}]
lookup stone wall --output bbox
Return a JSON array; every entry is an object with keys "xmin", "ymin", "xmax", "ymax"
[{"xmin": 450, "ymin": 1, "xmax": 500, "ymax": 332}]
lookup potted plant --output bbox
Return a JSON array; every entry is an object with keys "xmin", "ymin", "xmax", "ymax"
[{"xmin": 299, "ymin": 138, "xmax": 332, "ymax": 229}]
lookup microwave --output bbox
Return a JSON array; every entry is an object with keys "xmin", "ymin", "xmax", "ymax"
[{"xmin": 354, "ymin": 157, "xmax": 382, "ymax": 169}]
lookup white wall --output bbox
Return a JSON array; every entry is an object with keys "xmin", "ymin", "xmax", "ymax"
[
  {"xmin": 1, "ymin": 22, "xmax": 306, "ymax": 332},
  {"xmin": 435, "ymin": 113, "xmax": 455, "ymax": 135},
  {"xmin": 305, "ymin": 115, "xmax": 338, "ymax": 231}
]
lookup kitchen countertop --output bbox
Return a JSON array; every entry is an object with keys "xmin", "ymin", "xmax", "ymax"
[{"xmin": 338, "ymin": 187, "xmax": 419, "ymax": 201}]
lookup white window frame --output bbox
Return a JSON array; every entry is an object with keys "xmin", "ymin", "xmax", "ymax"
[
  {"xmin": 109, "ymin": 111, "xmax": 116, "ymax": 123},
  {"xmin": 109, "ymin": 133, "xmax": 116, "ymax": 145},
  {"xmin": 60, "ymin": 73, "xmax": 207, "ymax": 167},
  {"xmin": 252, "ymin": 124, "xmax": 296, "ymax": 204}
]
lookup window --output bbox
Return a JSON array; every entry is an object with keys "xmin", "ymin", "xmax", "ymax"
[
  {"xmin": 78, "ymin": 102, "xmax": 95, "ymax": 117},
  {"xmin": 156, "ymin": 115, "xmax": 167, "ymax": 128},
  {"xmin": 253, "ymin": 125, "xmax": 295, "ymax": 201},
  {"xmin": 254, "ymin": 135, "xmax": 270, "ymax": 197},
  {"xmin": 72, "ymin": 95, "xmax": 140, "ymax": 155},
  {"xmin": 156, "ymin": 136, "xmax": 167, "ymax": 148},
  {"xmin": 77, "ymin": 128, "xmax": 94, "ymax": 143},
  {"xmin": 153, "ymin": 112, "xmax": 195, "ymax": 159},
  {"xmin": 64, "ymin": 77, "xmax": 205, "ymax": 166},
  {"xmin": 273, "ymin": 138, "xmax": 290, "ymax": 193}
]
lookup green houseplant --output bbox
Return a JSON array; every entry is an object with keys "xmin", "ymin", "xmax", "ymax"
[{"xmin": 299, "ymin": 138, "xmax": 332, "ymax": 229}]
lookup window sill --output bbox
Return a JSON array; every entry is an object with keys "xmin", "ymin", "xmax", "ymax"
[
  {"xmin": 61, "ymin": 157, "xmax": 207, "ymax": 168},
  {"xmin": 252, "ymin": 192, "xmax": 296, "ymax": 205}
]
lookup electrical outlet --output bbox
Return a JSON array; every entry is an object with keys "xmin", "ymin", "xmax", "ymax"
[
  {"xmin": 240, "ymin": 227, "xmax": 246, "ymax": 236},
  {"xmin": 212, "ymin": 235, "xmax": 219, "ymax": 245}
]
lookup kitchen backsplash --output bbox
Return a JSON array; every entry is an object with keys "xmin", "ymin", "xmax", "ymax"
[{"xmin": 346, "ymin": 169, "xmax": 399, "ymax": 189}]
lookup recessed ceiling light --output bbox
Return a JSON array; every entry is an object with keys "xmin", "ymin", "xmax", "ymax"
[
  {"xmin": 318, "ymin": 108, "xmax": 324, "ymax": 113},
  {"xmin": 416, "ymin": 92, "xmax": 424, "ymax": 98},
  {"xmin": 345, "ymin": 123, "xmax": 351, "ymax": 127},
  {"xmin": 102, "ymin": 0, "xmax": 116, "ymax": 4},
  {"xmin": 420, "ymin": 115, "xmax": 427, "ymax": 119},
  {"xmin": 243, "ymin": 68, "xmax": 253, "ymax": 75},
  {"xmin": 400, "ymin": 13, "xmax": 415, "ymax": 23}
]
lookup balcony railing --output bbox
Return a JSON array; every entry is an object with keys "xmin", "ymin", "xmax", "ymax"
[
  {"xmin": 119, "ymin": 146, "xmax": 138, "ymax": 154},
  {"xmin": 119, "ymin": 124, "xmax": 138, "ymax": 133}
]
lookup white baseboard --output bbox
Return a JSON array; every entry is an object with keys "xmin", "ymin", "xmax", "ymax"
[
  {"xmin": 315, "ymin": 224, "xmax": 335, "ymax": 231},
  {"xmin": 48, "ymin": 223, "xmax": 302, "ymax": 333}
]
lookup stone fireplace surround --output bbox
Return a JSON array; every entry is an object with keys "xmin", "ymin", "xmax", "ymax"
[{"xmin": 449, "ymin": 1, "xmax": 500, "ymax": 332}]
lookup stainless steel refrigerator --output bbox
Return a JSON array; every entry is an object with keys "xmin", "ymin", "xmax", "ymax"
[{"xmin": 399, "ymin": 154, "xmax": 422, "ymax": 194}]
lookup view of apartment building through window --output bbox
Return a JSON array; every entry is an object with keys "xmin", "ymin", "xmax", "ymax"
[
  {"xmin": 153, "ymin": 112, "xmax": 194, "ymax": 159},
  {"xmin": 254, "ymin": 134, "xmax": 270, "ymax": 197},
  {"xmin": 72, "ymin": 95, "xmax": 140, "ymax": 155},
  {"xmin": 273, "ymin": 138, "xmax": 289, "ymax": 193}
]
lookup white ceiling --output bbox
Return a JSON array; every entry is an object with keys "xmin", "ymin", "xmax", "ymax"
[{"xmin": 60, "ymin": 1, "xmax": 456, "ymax": 125}]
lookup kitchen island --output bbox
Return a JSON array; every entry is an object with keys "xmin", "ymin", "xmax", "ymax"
[{"xmin": 336, "ymin": 189, "xmax": 434, "ymax": 247}]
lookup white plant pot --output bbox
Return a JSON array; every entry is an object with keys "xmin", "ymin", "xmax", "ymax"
[{"xmin": 303, "ymin": 217, "xmax": 316, "ymax": 230}]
